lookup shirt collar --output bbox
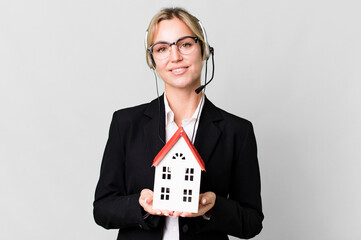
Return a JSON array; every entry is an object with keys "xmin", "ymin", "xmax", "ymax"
[
  {"xmin": 164, "ymin": 93, "xmax": 174, "ymax": 126},
  {"xmin": 164, "ymin": 92, "xmax": 205, "ymax": 127}
]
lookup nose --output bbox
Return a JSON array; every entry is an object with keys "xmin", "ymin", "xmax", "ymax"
[{"xmin": 169, "ymin": 44, "xmax": 182, "ymax": 62}]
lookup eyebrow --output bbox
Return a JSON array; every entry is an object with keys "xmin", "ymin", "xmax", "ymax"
[{"xmin": 152, "ymin": 36, "xmax": 196, "ymax": 45}]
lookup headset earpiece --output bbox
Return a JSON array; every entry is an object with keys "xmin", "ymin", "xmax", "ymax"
[
  {"xmin": 197, "ymin": 21, "xmax": 211, "ymax": 60},
  {"xmin": 145, "ymin": 30, "xmax": 156, "ymax": 69}
]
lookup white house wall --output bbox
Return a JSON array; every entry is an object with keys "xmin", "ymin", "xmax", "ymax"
[{"xmin": 153, "ymin": 136, "xmax": 202, "ymax": 213}]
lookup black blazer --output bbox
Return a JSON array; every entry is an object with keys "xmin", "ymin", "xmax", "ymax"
[{"xmin": 93, "ymin": 96, "xmax": 263, "ymax": 240}]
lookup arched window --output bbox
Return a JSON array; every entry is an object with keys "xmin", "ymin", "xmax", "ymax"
[{"xmin": 172, "ymin": 152, "xmax": 186, "ymax": 160}]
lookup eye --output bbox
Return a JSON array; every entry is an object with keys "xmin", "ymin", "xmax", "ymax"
[
  {"xmin": 156, "ymin": 47, "xmax": 167, "ymax": 53},
  {"xmin": 180, "ymin": 42, "xmax": 193, "ymax": 48},
  {"xmin": 153, "ymin": 43, "xmax": 169, "ymax": 53}
]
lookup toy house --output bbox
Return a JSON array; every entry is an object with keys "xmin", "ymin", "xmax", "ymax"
[{"xmin": 152, "ymin": 127, "xmax": 205, "ymax": 213}]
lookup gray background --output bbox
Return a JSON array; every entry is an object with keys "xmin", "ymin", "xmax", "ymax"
[{"xmin": 1, "ymin": 0, "xmax": 360, "ymax": 239}]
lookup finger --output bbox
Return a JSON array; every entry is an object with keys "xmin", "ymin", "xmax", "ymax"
[
  {"xmin": 180, "ymin": 212, "xmax": 192, "ymax": 217},
  {"xmin": 154, "ymin": 209, "xmax": 162, "ymax": 215},
  {"xmin": 162, "ymin": 210, "xmax": 171, "ymax": 216},
  {"xmin": 147, "ymin": 208, "xmax": 159, "ymax": 215},
  {"xmin": 144, "ymin": 197, "xmax": 153, "ymax": 204},
  {"xmin": 173, "ymin": 211, "xmax": 182, "ymax": 217},
  {"xmin": 202, "ymin": 192, "xmax": 216, "ymax": 205},
  {"xmin": 142, "ymin": 189, "xmax": 153, "ymax": 196},
  {"xmin": 140, "ymin": 189, "xmax": 149, "ymax": 200}
]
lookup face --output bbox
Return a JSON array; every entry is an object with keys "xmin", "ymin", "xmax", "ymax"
[{"xmin": 152, "ymin": 18, "xmax": 203, "ymax": 92}]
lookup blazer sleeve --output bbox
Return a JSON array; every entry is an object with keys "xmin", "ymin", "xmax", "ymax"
[
  {"xmin": 93, "ymin": 112, "xmax": 161, "ymax": 230},
  {"xmin": 193, "ymin": 122, "xmax": 263, "ymax": 238}
]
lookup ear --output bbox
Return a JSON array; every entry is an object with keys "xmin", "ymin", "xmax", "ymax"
[
  {"xmin": 150, "ymin": 54, "xmax": 156, "ymax": 69},
  {"xmin": 196, "ymin": 39, "xmax": 206, "ymax": 61}
]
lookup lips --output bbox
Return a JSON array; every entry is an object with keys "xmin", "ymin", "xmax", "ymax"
[{"xmin": 170, "ymin": 66, "xmax": 188, "ymax": 75}]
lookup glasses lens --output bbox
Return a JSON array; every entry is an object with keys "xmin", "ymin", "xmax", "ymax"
[
  {"xmin": 177, "ymin": 37, "xmax": 196, "ymax": 55},
  {"xmin": 151, "ymin": 37, "xmax": 197, "ymax": 60},
  {"xmin": 152, "ymin": 43, "xmax": 170, "ymax": 60}
]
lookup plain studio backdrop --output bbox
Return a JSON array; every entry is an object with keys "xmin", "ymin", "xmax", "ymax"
[{"xmin": 0, "ymin": 0, "xmax": 360, "ymax": 239}]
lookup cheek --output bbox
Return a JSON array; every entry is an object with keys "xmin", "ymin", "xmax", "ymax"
[
  {"xmin": 193, "ymin": 50, "xmax": 204, "ymax": 70},
  {"xmin": 192, "ymin": 56, "xmax": 203, "ymax": 73},
  {"xmin": 155, "ymin": 60, "xmax": 167, "ymax": 73}
]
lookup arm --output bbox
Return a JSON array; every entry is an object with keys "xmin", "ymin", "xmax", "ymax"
[
  {"xmin": 93, "ymin": 112, "xmax": 161, "ymax": 230},
  {"xmin": 191, "ymin": 122, "xmax": 264, "ymax": 238}
]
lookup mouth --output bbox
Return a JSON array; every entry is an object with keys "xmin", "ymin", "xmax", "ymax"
[{"xmin": 170, "ymin": 67, "xmax": 188, "ymax": 75}]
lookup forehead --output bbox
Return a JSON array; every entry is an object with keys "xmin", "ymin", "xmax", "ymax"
[{"xmin": 153, "ymin": 18, "xmax": 194, "ymax": 43}]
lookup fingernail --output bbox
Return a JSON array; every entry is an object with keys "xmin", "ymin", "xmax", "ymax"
[
  {"xmin": 164, "ymin": 213, "xmax": 169, "ymax": 216},
  {"xmin": 157, "ymin": 211, "xmax": 161, "ymax": 215},
  {"xmin": 202, "ymin": 199, "xmax": 207, "ymax": 204}
]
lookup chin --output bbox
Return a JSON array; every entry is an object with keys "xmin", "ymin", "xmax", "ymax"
[
  {"xmin": 161, "ymin": 72, "xmax": 200, "ymax": 90},
  {"xmin": 171, "ymin": 78, "xmax": 199, "ymax": 89}
]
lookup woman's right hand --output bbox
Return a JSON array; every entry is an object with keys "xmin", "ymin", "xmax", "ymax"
[
  {"xmin": 138, "ymin": 189, "xmax": 182, "ymax": 217},
  {"xmin": 139, "ymin": 189, "xmax": 170, "ymax": 216}
]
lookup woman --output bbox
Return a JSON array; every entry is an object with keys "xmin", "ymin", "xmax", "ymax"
[{"xmin": 93, "ymin": 7, "xmax": 263, "ymax": 240}]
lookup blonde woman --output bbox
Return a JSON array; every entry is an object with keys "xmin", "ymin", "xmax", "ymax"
[{"xmin": 94, "ymin": 7, "xmax": 263, "ymax": 240}]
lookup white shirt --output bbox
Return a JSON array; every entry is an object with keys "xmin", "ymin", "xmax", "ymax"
[{"xmin": 162, "ymin": 93, "xmax": 205, "ymax": 240}]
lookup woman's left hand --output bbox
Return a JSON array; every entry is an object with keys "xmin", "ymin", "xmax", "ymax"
[{"xmin": 173, "ymin": 191, "xmax": 216, "ymax": 218}]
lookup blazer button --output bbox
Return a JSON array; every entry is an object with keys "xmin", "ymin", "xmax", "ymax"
[
  {"xmin": 139, "ymin": 224, "xmax": 143, "ymax": 229},
  {"xmin": 182, "ymin": 224, "xmax": 189, "ymax": 233}
]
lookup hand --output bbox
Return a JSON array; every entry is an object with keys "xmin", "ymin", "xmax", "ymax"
[
  {"xmin": 139, "ymin": 189, "xmax": 160, "ymax": 215},
  {"xmin": 180, "ymin": 191, "xmax": 216, "ymax": 218},
  {"xmin": 139, "ymin": 190, "xmax": 216, "ymax": 218},
  {"xmin": 138, "ymin": 189, "xmax": 176, "ymax": 216}
]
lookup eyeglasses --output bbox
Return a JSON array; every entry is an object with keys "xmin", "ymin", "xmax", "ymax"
[{"xmin": 148, "ymin": 36, "xmax": 199, "ymax": 60}]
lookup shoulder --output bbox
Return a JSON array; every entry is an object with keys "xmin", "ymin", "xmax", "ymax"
[
  {"xmin": 207, "ymin": 100, "xmax": 258, "ymax": 153},
  {"xmin": 110, "ymin": 97, "xmax": 160, "ymax": 127},
  {"xmin": 205, "ymin": 98, "xmax": 253, "ymax": 131},
  {"xmin": 113, "ymin": 102, "xmax": 150, "ymax": 122},
  {"xmin": 220, "ymin": 107, "xmax": 252, "ymax": 126}
]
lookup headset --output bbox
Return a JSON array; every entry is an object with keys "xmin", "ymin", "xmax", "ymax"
[
  {"xmin": 144, "ymin": 19, "xmax": 215, "ymax": 144},
  {"xmin": 145, "ymin": 20, "xmax": 215, "ymax": 95}
]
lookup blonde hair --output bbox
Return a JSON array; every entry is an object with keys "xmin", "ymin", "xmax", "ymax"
[{"xmin": 146, "ymin": 7, "xmax": 207, "ymax": 68}]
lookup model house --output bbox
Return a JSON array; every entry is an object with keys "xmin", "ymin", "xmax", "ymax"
[{"xmin": 152, "ymin": 126, "xmax": 205, "ymax": 213}]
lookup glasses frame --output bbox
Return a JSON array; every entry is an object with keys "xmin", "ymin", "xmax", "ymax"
[{"xmin": 147, "ymin": 36, "xmax": 199, "ymax": 59}]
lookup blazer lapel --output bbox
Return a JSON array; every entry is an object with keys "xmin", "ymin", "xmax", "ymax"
[
  {"xmin": 143, "ymin": 95, "xmax": 223, "ymax": 167},
  {"xmin": 194, "ymin": 97, "xmax": 223, "ymax": 166},
  {"xmin": 143, "ymin": 95, "xmax": 166, "ymax": 162}
]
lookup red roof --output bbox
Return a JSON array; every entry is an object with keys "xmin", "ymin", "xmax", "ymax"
[{"xmin": 152, "ymin": 127, "xmax": 205, "ymax": 171}]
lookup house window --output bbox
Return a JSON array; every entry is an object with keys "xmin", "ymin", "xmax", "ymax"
[
  {"xmin": 183, "ymin": 189, "xmax": 192, "ymax": 202},
  {"xmin": 172, "ymin": 152, "xmax": 186, "ymax": 160},
  {"xmin": 160, "ymin": 187, "xmax": 170, "ymax": 200},
  {"xmin": 162, "ymin": 166, "xmax": 171, "ymax": 180},
  {"xmin": 185, "ymin": 168, "xmax": 194, "ymax": 181}
]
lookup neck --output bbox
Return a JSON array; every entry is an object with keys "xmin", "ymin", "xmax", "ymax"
[{"xmin": 165, "ymin": 88, "xmax": 202, "ymax": 127}]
